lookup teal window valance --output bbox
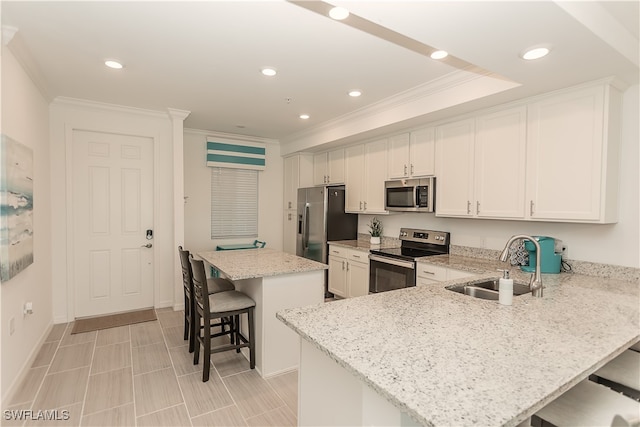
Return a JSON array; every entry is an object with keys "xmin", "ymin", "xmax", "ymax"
[{"xmin": 206, "ymin": 138, "xmax": 266, "ymax": 170}]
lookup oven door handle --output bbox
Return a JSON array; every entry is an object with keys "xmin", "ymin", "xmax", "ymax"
[{"xmin": 369, "ymin": 254, "xmax": 415, "ymax": 269}]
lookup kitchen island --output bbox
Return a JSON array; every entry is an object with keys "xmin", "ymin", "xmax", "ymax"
[
  {"xmin": 277, "ymin": 260, "xmax": 639, "ymax": 426},
  {"xmin": 198, "ymin": 248, "xmax": 326, "ymax": 377}
]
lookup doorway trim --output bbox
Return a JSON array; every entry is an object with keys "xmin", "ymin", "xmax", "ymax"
[{"xmin": 64, "ymin": 123, "xmax": 162, "ymax": 321}]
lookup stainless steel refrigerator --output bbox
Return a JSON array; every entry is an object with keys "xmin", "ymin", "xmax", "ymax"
[{"xmin": 296, "ymin": 186, "xmax": 358, "ymax": 295}]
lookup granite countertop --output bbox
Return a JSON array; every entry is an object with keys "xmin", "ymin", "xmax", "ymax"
[
  {"xmin": 329, "ymin": 237, "xmax": 401, "ymax": 252},
  {"xmin": 277, "ymin": 263, "xmax": 640, "ymax": 426},
  {"xmin": 197, "ymin": 248, "xmax": 327, "ymax": 281}
]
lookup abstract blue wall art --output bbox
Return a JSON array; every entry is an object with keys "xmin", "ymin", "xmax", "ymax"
[{"xmin": 1, "ymin": 134, "xmax": 34, "ymax": 282}]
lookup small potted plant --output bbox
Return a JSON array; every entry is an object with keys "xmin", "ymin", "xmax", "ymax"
[{"xmin": 368, "ymin": 217, "xmax": 383, "ymax": 245}]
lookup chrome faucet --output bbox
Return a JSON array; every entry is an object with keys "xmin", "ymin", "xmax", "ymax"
[{"xmin": 499, "ymin": 235, "xmax": 543, "ymax": 297}]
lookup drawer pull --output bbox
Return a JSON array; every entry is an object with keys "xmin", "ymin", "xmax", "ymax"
[{"xmin": 422, "ymin": 270, "xmax": 435, "ymax": 275}]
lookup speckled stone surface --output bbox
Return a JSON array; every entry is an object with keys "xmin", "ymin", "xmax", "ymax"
[
  {"xmin": 277, "ymin": 267, "xmax": 639, "ymax": 426},
  {"xmin": 329, "ymin": 235, "xmax": 401, "ymax": 252},
  {"xmin": 197, "ymin": 248, "xmax": 327, "ymax": 281},
  {"xmin": 450, "ymin": 245, "xmax": 640, "ymax": 283}
]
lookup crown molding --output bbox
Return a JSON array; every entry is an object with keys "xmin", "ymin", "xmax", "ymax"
[
  {"xmin": 184, "ymin": 127, "xmax": 279, "ymax": 145},
  {"xmin": 4, "ymin": 29, "xmax": 52, "ymax": 101},
  {"xmin": 51, "ymin": 96, "xmax": 169, "ymax": 119}
]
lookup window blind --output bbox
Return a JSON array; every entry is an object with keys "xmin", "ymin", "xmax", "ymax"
[
  {"xmin": 210, "ymin": 167, "xmax": 258, "ymax": 239},
  {"xmin": 206, "ymin": 138, "xmax": 266, "ymax": 170}
]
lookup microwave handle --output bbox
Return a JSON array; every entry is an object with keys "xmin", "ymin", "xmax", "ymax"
[{"xmin": 416, "ymin": 187, "xmax": 421, "ymax": 207}]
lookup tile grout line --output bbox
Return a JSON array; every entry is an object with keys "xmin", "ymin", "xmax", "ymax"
[
  {"xmin": 157, "ymin": 308, "xmax": 194, "ymax": 427},
  {"xmin": 77, "ymin": 324, "xmax": 98, "ymax": 427},
  {"xmin": 130, "ymin": 323, "xmax": 139, "ymax": 427},
  {"xmin": 25, "ymin": 323, "xmax": 70, "ymax": 422}
]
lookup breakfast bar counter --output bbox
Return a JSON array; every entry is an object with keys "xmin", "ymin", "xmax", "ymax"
[
  {"xmin": 277, "ymin": 265, "xmax": 639, "ymax": 426},
  {"xmin": 198, "ymin": 248, "xmax": 326, "ymax": 377}
]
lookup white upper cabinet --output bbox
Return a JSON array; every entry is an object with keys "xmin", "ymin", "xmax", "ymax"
[
  {"xmin": 313, "ymin": 148, "xmax": 345, "ymax": 185},
  {"xmin": 526, "ymin": 83, "xmax": 620, "ymax": 223},
  {"xmin": 345, "ymin": 139, "xmax": 388, "ymax": 214},
  {"xmin": 435, "ymin": 118, "xmax": 475, "ymax": 217},
  {"xmin": 474, "ymin": 106, "xmax": 527, "ymax": 219},
  {"xmin": 388, "ymin": 129, "xmax": 435, "ymax": 179},
  {"xmin": 435, "ymin": 107, "xmax": 527, "ymax": 219},
  {"xmin": 283, "ymin": 154, "xmax": 313, "ymax": 210}
]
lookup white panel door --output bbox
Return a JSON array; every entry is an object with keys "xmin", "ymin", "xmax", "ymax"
[{"xmin": 73, "ymin": 130, "xmax": 154, "ymax": 317}]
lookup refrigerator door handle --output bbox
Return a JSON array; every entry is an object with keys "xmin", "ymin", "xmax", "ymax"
[{"xmin": 303, "ymin": 203, "xmax": 310, "ymax": 251}]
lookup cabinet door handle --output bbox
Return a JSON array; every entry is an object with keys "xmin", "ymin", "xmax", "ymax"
[
  {"xmin": 467, "ymin": 201, "xmax": 471, "ymax": 214},
  {"xmin": 327, "ymin": 175, "xmax": 330, "ymax": 183},
  {"xmin": 411, "ymin": 164, "xmax": 414, "ymax": 175},
  {"xmin": 530, "ymin": 200, "xmax": 535, "ymax": 216},
  {"xmin": 288, "ymin": 201, "xmax": 292, "ymax": 209},
  {"xmin": 476, "ymin": 201, "xmax": 480, "ymax": 214},
  {"xmin": 360, "ymin": 201, "xmax": 363, "ymax": 210},
  {"xmin": 404, "ymin": 164, "xmax": 407, "ymax": 175},
  {"xmin": 364, "ymin": 201, "xmax": 367, "ymax": 210},
  {"xmin": 342, "ymin": 260, "xmax": 345, "ymax": 270},
  {"xmin": 346, "ymin": 262, "xmax": 349, "ymax": 272}
]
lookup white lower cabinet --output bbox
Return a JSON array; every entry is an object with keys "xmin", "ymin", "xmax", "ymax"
[
  {"xmin": 328, "ymin": 246, "xmax": 370, "ymax": 298},
  {"xmin": 416, "ymin": 263, "xmax": 474, "ymax": 286}
]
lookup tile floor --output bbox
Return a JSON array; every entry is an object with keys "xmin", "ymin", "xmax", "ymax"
[{"xmin": 3, "ymin": 308, "xmax": 298, "ymax": 427}]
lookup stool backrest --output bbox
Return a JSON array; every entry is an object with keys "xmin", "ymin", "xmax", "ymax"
[
  {"xmin": 178, "ymin": 246, "xmax": 192, "ymax": 294},
  {"xmin": 189, "ymin": 255, "xmax": 210, "ymax": 314}
]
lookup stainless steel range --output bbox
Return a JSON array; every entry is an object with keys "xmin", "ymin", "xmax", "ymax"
[{"xmin": 369, "ymin": 228, "xmax": 450, "ymax": 293}]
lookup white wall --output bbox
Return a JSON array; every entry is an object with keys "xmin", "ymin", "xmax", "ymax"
[
  {"xmin": 357, "ymin": 85, "xmax": 640, "ymax": 268},
  {"xmin": 49, "ymin": 100, "xmax": 177, "ymax": 323},
  {"xmin": 1, "ymin": 46, "xmax": 52, "ymax": 401},
  {"xmin": 183, "ymin": 129, "xmax": 283, "ymax": 254}
]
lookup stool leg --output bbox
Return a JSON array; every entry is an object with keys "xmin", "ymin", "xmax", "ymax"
[
  {"xmin": 235, "ymin": 314, "xmax": 241, "ymax": 353},
  {"xmin": 193, "ymin": 310, "xmax": 201, "ymax": 366},
  {"xmin": 203, "ymin": 314, "xmax": 211, "ymax": 382},
  {"xmin": 248, "ymin": 308, "xmax": 255, "ymax": 370},
  {"xmin": 188, "ymin": 297, "xmax": 196, "ymax": 354},
  {"xmin": 183, "ymin": 291, "xmax": 189, "ymax": 341}
]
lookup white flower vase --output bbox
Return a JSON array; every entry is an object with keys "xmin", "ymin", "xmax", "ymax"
[{"xmin": 370, "ymin": 236, "xmax": 381, "ymax": 245}]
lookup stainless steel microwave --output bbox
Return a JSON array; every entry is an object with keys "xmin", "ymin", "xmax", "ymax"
[{"xmin": 384, "ymin": 177, "xmax": 435, "ymax": 212}]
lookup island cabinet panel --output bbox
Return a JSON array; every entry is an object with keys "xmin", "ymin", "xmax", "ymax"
[
  {"xmin": 344, "ymin": 139, "xmax": 388, "ymax": 214},
  {"xmin": 313, "ymin": 148, "xmax": 345, "ymax": 186},
  {"xmin": 328, "ymin": 253, "xmax": 348, "ymax": 298},
  {"xmin": 525, "ymin": 83, "xmax": 620, "ymax": 223},
  {"xmin": 299, "ymin": 339, "xmax": 418, "ymax": 427}
]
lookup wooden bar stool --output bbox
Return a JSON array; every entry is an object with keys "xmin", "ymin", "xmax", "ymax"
[
  {"xmin": 178, "ymin": 246, "xmax": 235, "ymax": 353},
  {"xmin": 535, "ymin": 345, "xmax": 640, "ymax": 427},
  {"xmin": 189, "ymin": 255, "xmax": 256, "ymax": 382}
]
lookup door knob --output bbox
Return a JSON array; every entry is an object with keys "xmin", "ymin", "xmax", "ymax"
[{"xmin": 141, "ymin": 243, "xmax": 152, "ymax": 248}]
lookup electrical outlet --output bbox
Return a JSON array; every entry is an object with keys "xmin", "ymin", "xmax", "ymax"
[{"xmin": 9, "ymin": 317, "xmax": 15, "ymax": 335}]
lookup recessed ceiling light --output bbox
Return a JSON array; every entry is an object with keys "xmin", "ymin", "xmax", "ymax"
[
  {"xmin": 521, "ymin": 47, "xmax": 550, "ymax": 60},
  {"xmin": 329, "ymin": 6, "xmax": 349, "ymax": 20},
  {"xmin": 104, "ymin": 60, "xmax": 123, "ymax": 69},
  {"xmin": 299, "ymin": 114, "xmax": 310, "ymax": 120},
  {"xmin": 430, "ymin": 50, "xmax": 448, "ymax": 60},
  {"xmin": 348, "ymin": 90, "xmax": 362, "ymax": 97},
  {"xmin": 261, "ymin": 67, "xmax": 277, "ymax": 76}
]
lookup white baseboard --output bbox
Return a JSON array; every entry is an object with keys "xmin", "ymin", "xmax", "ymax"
[{"xmin": 1, "ymin": 321, "xmax": 54, "ymax": 408}]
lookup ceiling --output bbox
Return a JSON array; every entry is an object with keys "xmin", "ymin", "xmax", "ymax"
[{"xmin": 2, "ymin": 1, "xmax": 638, "ymax": 148}]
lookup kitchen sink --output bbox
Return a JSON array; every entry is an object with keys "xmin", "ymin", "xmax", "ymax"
[{"xmin": 446, "ymin": 278, "xmax": 531, "ymax": 300}]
